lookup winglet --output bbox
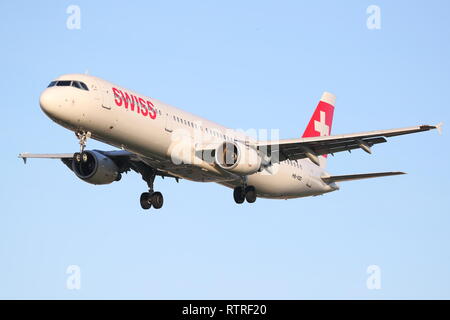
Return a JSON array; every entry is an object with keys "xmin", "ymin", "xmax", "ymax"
[
  {"xmin": 18, "ymin": 153, "xmax": 27, "ymax": 164},
  {"xmin": 436, "ymin": 122, "xmax": 444, "ymax": 135}
]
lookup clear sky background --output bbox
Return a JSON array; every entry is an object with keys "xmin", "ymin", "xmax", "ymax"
[{"xmin": 0, "ymin": 0, "xmax": 449, "ymax": 299}]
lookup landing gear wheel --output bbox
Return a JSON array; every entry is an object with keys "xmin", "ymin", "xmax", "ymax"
[
  {"xmin": 81, "ymin": 152, "xmax": 89, "ymax": 162},
  {"xmin": 73, "ymin": 152, "xmax": 82, "ymax": 163},
  {"xmin": 151, "ymin": 192, "xmax": 164, "ymax": 209},
  {"xmin": 139, "ymin": 168, "xmax": 164, "ymax": 211},
  {"xmin": 140, "ymin": 192, "xmax": 152, "ymax": 210},
  {"xmin": 245, "ymin": 186, "xmax": 257, "ymax": 203},
  {"xmin": 233, "ymin": 186, "xmax": 245, "ymax": 204}
]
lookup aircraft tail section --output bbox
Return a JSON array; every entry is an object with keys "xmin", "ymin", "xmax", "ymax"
[{"xmin": 302, "ymin": 92, "xmax": 336, "ymax": 168}]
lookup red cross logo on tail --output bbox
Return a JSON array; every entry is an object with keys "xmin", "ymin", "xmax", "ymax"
[
  {"xmin": 314, "ymin": 111, "xmax": 330, "ymax": 136},
  {"xmin": 302, "ymin": 92, "xmax": 336, "ymax": 157}
]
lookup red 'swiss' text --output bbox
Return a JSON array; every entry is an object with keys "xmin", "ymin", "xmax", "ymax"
[{"xmin": 112, "ymin": 87, "xmax": 157, "ymax": 119}]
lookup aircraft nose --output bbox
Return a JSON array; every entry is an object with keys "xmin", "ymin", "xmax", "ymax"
[{"xmin": 39, "ymin": 89, "xmax": 57, "ymax": 116}]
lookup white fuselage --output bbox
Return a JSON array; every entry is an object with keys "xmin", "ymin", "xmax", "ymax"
[{"xmin": 39, "ymin": 74, "xmax": 337, "ymax": 199}]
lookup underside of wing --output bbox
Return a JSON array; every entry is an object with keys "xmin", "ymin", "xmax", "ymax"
[
  {"xmin": 321, "ymin": 171, "xmax": 406, "ymax": 183},
  {"xmin": 18, "ymin": 150, "xmax": 181, "ymax": 181},
  {"xmin": 18, "ymin": 153, "xmax": 74, "ymax": 163}
]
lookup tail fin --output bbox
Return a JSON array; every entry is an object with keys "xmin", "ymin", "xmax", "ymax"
[{"xmin": 302, "ymin": 92, "xmax": 336, "ymax": 168}]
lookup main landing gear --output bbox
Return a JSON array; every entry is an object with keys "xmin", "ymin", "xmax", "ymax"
[
  {"xmin": 140, "ymin": 191, "xmax": 164, "ymax": 210},
  {"xmin": 139, "ymin": 167, "xmax": 164, "ymax": 210},
  {"xmin": 233, "ymin": 185, "xmax": 257, "ymax": 204}
]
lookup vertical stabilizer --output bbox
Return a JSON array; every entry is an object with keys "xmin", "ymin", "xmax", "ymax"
[{"xmin": 302, "ymin": 92, "xmax": 336, "ymax": 168}]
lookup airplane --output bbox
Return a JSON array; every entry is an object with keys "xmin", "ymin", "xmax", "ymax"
[{"xmin": 19, "ymin": 74, "xmax": 442, "ymax": 210}]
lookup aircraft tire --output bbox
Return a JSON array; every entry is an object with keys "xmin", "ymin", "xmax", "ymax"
[
  {"xmin": 233, "ymin": 187, "xmax": 245, "ymax": 204},
  {"xmin": 245, "ymin": 186, "xmax": 257, "ymax": 203},
  {"xmin": 140, "ymin": 192, "xmax": 152, "ymax": 210},
  {"xmin": 151, "ymin": 192, "xmax": 164, "ymax": 209}
]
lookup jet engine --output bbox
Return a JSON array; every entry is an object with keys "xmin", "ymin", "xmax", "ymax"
[
  {"xmin": 214, "ymin": 141, "xmax": 262, "ymax": 176},
  {"xmin": 71, "ymin": 150, "xmax": 121, "ymax": 185}
]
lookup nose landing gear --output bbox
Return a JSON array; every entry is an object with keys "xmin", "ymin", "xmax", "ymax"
[
  {"xmin": 75, "ymin": 130, "xmax": 91, "ymax": 153},
  {"xmin": 73, "ymin": 130, "xmax": 93, "ymax": 176}
]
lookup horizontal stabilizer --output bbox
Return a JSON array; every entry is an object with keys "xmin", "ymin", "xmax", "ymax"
[{"xmin": 321, "ymin": 171, "xmax": 406, "ymax": 183}]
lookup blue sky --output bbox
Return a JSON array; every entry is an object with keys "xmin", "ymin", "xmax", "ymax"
[{"xmin": 0, "ymin": 0, "xmax": 449, "ymax": 299}]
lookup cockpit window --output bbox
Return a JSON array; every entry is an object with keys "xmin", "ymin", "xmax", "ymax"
[
  {"xmin": 47, "ymin": 80, "xmax": 89, "ymax": 91},
  {"xmin": 72, "ymin": 81, "xmax": 82, "ymax": 89},
  {"xmin": 78, "ymin": 82, "xmax": 89, "ymax": 91},
  {"xmin": 56, "ymin": 80, "xmax": 72, "ymax": 87}
]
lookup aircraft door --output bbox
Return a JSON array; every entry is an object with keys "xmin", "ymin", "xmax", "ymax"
[{"xmin": 93, "ymin": 81, "xmax": 109, "ymax": 110}]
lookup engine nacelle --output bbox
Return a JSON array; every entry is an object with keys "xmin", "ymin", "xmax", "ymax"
[
  {"xmin": 214, "ymin": 141, "xmax": 262, "ymax": 176},
  {"xmin": 72, "ymin": 150, "xmax": 120, "ymax": 185}
]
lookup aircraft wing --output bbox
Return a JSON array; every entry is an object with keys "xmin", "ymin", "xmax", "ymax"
[
  {"xmin": 321, "ymin": 171, "xmax": 405, "ymax": 183},
  {"xmin": 255, "ymin": 123, "xmax": 442, "ymax": 163},
  {"xmin": 18, "ymin": 153, "xmax": 74, "ymax": 162},
  {"xmin": 18, "ymin": 150, "xmax": 180, "ymax": 180}
]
